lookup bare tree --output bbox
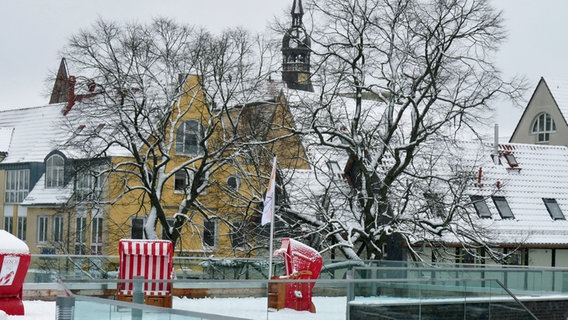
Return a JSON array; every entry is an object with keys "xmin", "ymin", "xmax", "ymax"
[
  {"xmin": 279, "ymin": 0, "xmax": 526, "ymax": 260},
  {"xmin": 58, "ymin": 18, "xmax": 280, "ymax": 250}
]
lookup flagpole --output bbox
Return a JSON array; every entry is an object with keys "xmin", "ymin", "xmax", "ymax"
[
  {"xmin": 267, "ymin": 156, "xmax": 277, "ymax": 280},
  {"xmin": 267, "ymin": 195, "xmax": 275, "ymax": 280}
]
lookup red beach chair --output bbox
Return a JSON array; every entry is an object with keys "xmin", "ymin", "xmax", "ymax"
[
  {"xmin": 116, "ymin": 239, "xmax": 174, "ymax": 308},
  {"xmin": 0, "ymin": 230, "xmax": 31, "ymax": 316},
  {"xmin": 268, "ymin": 238, "xmax": 323, "ymax": 312}
]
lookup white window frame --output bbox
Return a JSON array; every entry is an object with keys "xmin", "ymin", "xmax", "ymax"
[
  {"xmin": 53, "ymin": 215, "xmax": 64, "ymax": 243},
  {"xmin": 176, "ymin": 120, "xmax": 204, "ymax": 156},
  {"xmin": 202, "ymin": 218, "xmax": 218, "ymax": 249},
  {"xmin": 46, "ymin": 154, "xmax": 65, "ymax": 188},
  {"xmin": 75, "ymin": 216, "xmax": 87, "ymax": 254},
  {"xmin": 5, "ymin": 169, "xmax": 30, "ymax": 203},
  {"xmin": 77, "ymin": 164, "xmax": 105, "ymax": 201},
  {"xmin": 17, "ymin": 216, "xmax": 27, "ymax": 241},
  {"xmin": 531, "ymin": 112, "xmax": 556, "ymax": 143},
  {"xmin": 37, "ymin": 216, "xmax": 49, "ymax": 243},
  {"xmin": 4, "ymin": 216, "xmax": 13, "ymax": 233},
  {"xmin": 91, "ymin": 217, "xmax": 104, "ymax": 255}
]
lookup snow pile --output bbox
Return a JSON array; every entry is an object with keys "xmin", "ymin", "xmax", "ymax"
[
  {"xmin": 9, "ymin": 296, "xmax": 346, "ymax": 320},
  {"xmin": 0, "ymin": 230, "xmax": 29, "ymax": 255}
]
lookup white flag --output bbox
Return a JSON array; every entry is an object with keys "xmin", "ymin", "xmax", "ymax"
[{"xmin": 261, "ymin": 157, "xmax": 277, "ymax": 226}]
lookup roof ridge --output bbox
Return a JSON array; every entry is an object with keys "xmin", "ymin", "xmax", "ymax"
[{"xmin": 0, "ymin": 103, "xmax": 65, "ymax": 114}]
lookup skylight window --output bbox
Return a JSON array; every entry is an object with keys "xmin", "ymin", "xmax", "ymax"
[
  {"xmin": 95, "ymin": 123, "xmax": 105, "ymax": 134},
  {"xmin": 492, "ymin": 196, "xmax": 514, "ymax": 219},
  {"xmin": 74, "ymin": 124, "xmax": 85, "ymax": 134},
  {"xmin": 543, "ymin": 198, "xmax": 565, "ymax": 220},
  {"xmin": 470, "ymin": 195, "xmax": 491, "ymax": 219},
  {"xmin": 503, "ymin": 152, "xmax": 518, "ymax": 168}
]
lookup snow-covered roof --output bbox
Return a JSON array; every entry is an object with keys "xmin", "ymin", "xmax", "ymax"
[
  {"xmin": 0, "ymin": 230, "xmax": 29, "ymax": 254},
  {"xmin": 280, "ymin": 83, "xmax": 568, "ymax": 248},
  {"xmin": 461, "ymin": 142, "xmax": 568, "ymax": 246},
  {"xmin": 0, "ymin": 104, "xmax": 68, "ymax": 163},
  {"xmin": 20, "ymin": 173, "xmax": 73, "ymax": 206},
  {"xmin": 0, "ymin": 127, "xmax": 13, "ymax": 155}
]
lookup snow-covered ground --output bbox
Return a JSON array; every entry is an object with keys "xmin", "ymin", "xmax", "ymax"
[{"xmin": 7, "ymin": 296, "xmax": 347, "ymax": 320}]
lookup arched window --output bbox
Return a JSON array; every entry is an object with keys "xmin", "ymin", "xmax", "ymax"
[
  {"xmin": 46, "ymin": 154, "xmax": 65, "ymax": 188},
  {"xmin": 531, "ymin": 112, "xmax": 556, "ymax": 143},
  {"xmin": 227, "ymin": 175, "xmax": 241, "ymax": 191},
  {"xmin": 176, "ymin": 120, "xmax": 204, "ymax": 155}
]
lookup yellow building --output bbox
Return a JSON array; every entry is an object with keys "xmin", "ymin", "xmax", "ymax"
[
  {"xmin": 0, "ymin": 0, "xmax": 313, "ymax": 260},
  {"xmin": 0, "ymin": 69, "xmax": 308, "ymax": 261}
]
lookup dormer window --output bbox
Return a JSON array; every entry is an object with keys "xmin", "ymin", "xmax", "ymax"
[
  {"xmin": 531, "ymin": 112, "xmax": 556, "ymax": 143},
  {"xmin": 492, "ymin": 196, "xmax": 514, "ymax": 219},
  {"xmin": 543, "ymin": 198, "xmax": 565, "ymax": 220},
  {"xmin": 46, "ymin": 154, "xmax": 65, "ymax": 188}
]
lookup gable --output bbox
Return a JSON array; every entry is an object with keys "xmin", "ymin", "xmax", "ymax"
[{"xmin": 509, "ymin": 78, "xmax": 568, "ymax": 145}]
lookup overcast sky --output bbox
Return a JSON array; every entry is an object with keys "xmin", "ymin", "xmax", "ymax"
[{"xmin": 0, "ymin": 0, "xmax": 565, "ymax": 139}]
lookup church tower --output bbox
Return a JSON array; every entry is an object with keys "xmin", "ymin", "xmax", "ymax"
[{"xmin": 282, "ymin": 0, "xmax": 313, "ymax": 92}]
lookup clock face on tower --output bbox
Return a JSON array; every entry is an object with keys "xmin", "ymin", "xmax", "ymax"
[{"xmin": 289, "ymin": 39, "xmax": 298, "ymax": 48}]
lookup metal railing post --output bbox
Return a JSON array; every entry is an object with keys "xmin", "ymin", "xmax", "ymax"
[
  {"xmin": 55, "ymin": 296, "xmax": 75, "ymax": 320},
  {"xmin": 346, "ymin": 268, "xmax": 354, "ymax": 320},
  {"xmin": 132, "ymin": 276, "xmax": 144, "ymax": 320}
]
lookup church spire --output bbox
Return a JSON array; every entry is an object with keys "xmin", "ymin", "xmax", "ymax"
[
  {"xmin": 291, "ymin": 0, "xmax": 304, "ymax": 28},
  {"xmin": 49, "ymin": 58, "xmax": 71, "ymax": 104},
  {"xmin": 281, "ymin": 0, "xmax": 313, "ymax": 92}
]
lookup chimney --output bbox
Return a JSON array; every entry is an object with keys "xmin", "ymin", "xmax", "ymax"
[{"xmin": 62, "ymin": 76, "xmax": 77, "ymax": 116}]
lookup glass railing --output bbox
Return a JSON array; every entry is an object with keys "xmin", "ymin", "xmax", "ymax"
[
  {"xmin": 347, "ymin": 278, "xmax": 538, "ymax": 319},
  {"xmin": 56, "ymin": 277, "xmax": 539, "ymax": 320},
  {"xmin": 25, "ymin": 254, "xmax": 568, "ymax": 320},
  {"xmin": 26, "ymin": 254, "xmax": 284, "ymax": 282},
  {"xmin": 350, "ymin": 264, "xmax": 568, "ymax": 296},
  {"xmin": 60, "ymin": 292, "xmax": 252, "ymax": 320},
  {"xmin": 25, "ymin": 253, "xmax": 568, "ymax": 292}
]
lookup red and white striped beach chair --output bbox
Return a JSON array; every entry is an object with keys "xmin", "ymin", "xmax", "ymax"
[{"xmin": 116, "ymin": 239, "xmax": 174, "ymax": 308}]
